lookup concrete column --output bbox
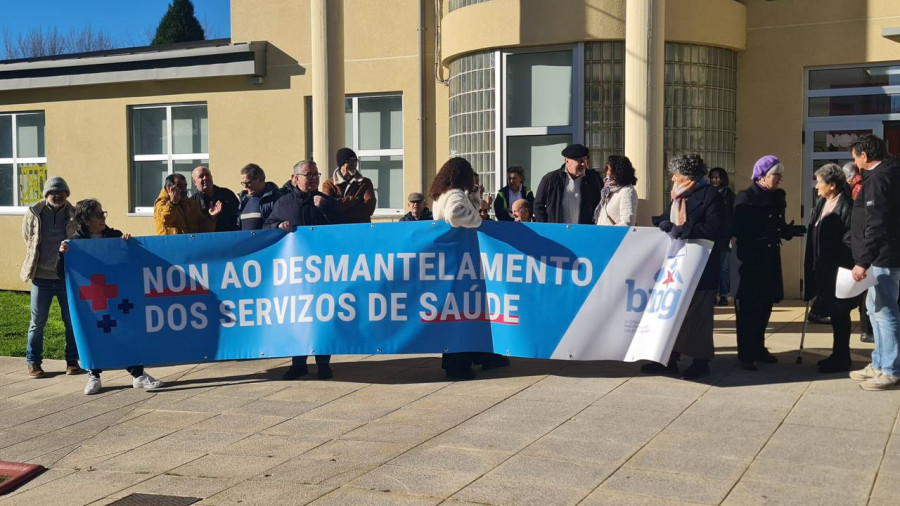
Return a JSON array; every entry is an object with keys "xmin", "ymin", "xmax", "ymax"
[
  {"xmin": 625, "ymin": 0, "xmax": 665, "ymax": 224},
  {"xmin": 310, "ymin": 0, "xmax": 345, "ymax": 170}
]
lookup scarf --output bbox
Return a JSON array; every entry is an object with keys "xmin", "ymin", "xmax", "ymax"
[
  {"xmin": 669, "ymin": 177, "xmax": 709, "ymax": 226},
  {"xmin": 599, "ymin": 177, "xmax": 620, "ymax": 210}
]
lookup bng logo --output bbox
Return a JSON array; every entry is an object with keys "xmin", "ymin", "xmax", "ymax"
[{"xmin": 625, "ymin": 250, "xmax": 685, "ymax": 320}]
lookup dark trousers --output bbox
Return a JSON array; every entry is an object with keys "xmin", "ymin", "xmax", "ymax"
[
  {"xmin": 830, "ymin": 307, "xmax": 852, "ymax": 360},
  {"xmin": 89, "ymin": 366, "xmax": 144, "ymax": 378},
  {"xmin": 292, "ymin": 355, "xmax": 330, "ymax": 369},
  {"xmin": 735, "ymin": 298, "xmax": 774, "ymax": 362},
  {"xmin": 441, "ymin": 352, "xmax": 502, "ymax": 372}
]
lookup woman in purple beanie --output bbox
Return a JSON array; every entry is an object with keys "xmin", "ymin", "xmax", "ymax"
[{"xmin": 732, "ymin": 155, "xmax": 806, "ymax": 370}]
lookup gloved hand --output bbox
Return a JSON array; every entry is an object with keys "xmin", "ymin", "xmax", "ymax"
[
  {"xmin": 788, "ymin": 220, "xmax": 806, "ymax": 238},
  {"xmin": 658, "ymin": 219, "xmax": 674, "ymax": 233},
  {"xmin": 668, "ymin": 225, "xmax": 686, "ymax": 239}
]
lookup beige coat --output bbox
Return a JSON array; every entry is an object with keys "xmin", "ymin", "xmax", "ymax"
[
  {"xmin": 21, "ymin": 200, "xmax": 76, "ymax": 282},
  {"xmin": 594, "ymin": 185, "xmax": 638, "ymax": 226}
]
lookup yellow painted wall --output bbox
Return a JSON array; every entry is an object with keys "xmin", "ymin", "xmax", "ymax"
[{"xmin": 736, "ymin": 0, "xmax": 900, "ymax": 297}]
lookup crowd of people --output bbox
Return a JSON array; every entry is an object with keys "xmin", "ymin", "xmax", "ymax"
[{"xmin": 19, "ymin": 135, "xmax": 900, "ymax": 391}]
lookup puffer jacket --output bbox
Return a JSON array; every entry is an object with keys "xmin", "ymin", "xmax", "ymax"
[
  {"xmin": 321, "ymin": 169, "xmax": 377, "ymax": 223},
  {"xmin": 153, "ymin": 187, "xmax": 216, "ymax": 235},
  {"xmin": 21, "ymin": 200, "xmax": 76, "ymax": 282}
]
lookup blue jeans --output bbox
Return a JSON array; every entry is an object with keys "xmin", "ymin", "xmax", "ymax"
[
  {"xmin": 26, "ymin": 278, "xmax": 78, "ymax": 365},
  {"xmin": 866, "ymin": 266, "xmax": 900, "ymax": 376}
]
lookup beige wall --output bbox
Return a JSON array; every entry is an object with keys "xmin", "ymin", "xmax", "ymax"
[
  {"xmin": 736, "ymin": 0, "xmax": 900, "ymax": 297},
  {"xmin": 441, "ymin": 0, "xmax": 746, "ymax": 63}
]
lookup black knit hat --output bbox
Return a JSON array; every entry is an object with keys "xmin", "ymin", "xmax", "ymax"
[
  {"xmin": 561, "ymin": 144, "xmax": 589, "ymax": 159},
  {"xmin": 336, "ymin": 147, "xmax": 358, "ymax": 168}
]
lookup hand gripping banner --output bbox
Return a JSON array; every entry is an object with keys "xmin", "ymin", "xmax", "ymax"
[{"xmin": 64, "ymin": 222, "xmax": 712, "ymax": 369}]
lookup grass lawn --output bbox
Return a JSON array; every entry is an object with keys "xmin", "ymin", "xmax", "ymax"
[{"xmin": 0, "ymin": 290, "xmax": 68, "ymax": 360}]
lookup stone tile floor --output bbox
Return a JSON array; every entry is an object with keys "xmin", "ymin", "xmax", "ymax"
[{"xmin": 0, "ymin": 302, "xmax": 897, "ymax": 505}]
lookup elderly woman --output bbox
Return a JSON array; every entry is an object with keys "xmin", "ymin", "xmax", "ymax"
[
  {"xmin": 431, "ymin": 157, "xmax": 509, "ymax": 379},
  {"xmin": 804, "ymin": 164, "xmax": 855, "ymax": 373},
  {"xmin": 58, "ymin": 199, "xmax": 164, "ymax": 394},
  {"xmin": 594, "ymin": 155, "xmax": 638, "ymax": 226},
  {"xmin": 709, "ymin": 168, "xmax": 736, "ymax": 306},
  {"xmin": 644, "ymin": 154, "xmax": 726, "ymax": 379},
  {"xmin": 733, "ymin": 155, "xmax": 806, "ymax": 370}
]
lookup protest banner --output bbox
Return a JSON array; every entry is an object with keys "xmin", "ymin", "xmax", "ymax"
[{"xmin": 64, "ymin": 222, "xmax": 712, "ymax": 369}]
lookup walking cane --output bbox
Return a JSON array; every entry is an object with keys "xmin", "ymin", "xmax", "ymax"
[{"xmin": 797, "ymin": 300, "xmax": 810, "ymax": 364}]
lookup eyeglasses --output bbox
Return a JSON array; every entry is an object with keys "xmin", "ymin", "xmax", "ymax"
[
  {"xmin": 298, "ymin": 172, "xmax": 321, "ymax": 178},
  {"xmin": 239, "ymin": 180, "xmax": 255, "ymax": 188}
]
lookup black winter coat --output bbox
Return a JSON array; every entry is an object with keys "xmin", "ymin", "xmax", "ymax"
[
  {"xmin": 803, "ymin": 192, "xmax": 854, "ymax": 315},
  {"xmin": 534, "ymin": 166, "xmax": 603, "ymax": 224},
  {"xmin": 717, "ymin": 186, "xmax": 736, "ymax": 251},
  {"xmin": 237, "ymin": 182, "xmax": 287, "ymax": 230},
  {"xmin": 192, "ymin": 185, "xmax": 241, "ymax": 232},
  {"xmin": 851, "ymin": 157, "xmax": 900, "ymax": 269},
  {"xmin": 654, "ymin": 185, "xmax": 727, "ymax": 291},
  {"xmin": 262, "ymin": 187, "xmax": 344, "ymax": 228},
  {"xmin": 399, "ymin": 208, "xmax": 433, "ymax": 221},
  {"xmin": 494, "ymin": 184, "xmax": 534, "ymax": 222},
  {"xmin": 733, "ymin": 183, "xmax": 803, "ymax": 303}
]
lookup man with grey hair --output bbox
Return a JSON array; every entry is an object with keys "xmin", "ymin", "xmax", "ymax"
[
  {"xmin": 264, "ymin": 160, "xmax": 344, "ymax": 380},
  {"xmin": 21, "ymin": 176, "xmax": 83, "ymax": 378}
]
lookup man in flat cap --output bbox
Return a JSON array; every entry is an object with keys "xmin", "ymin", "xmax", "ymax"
[
  {"xmin": 400, "ymin": 192, "xmax": 433, "ymax": 221},
  {"xmin": 534, "ymin": 143, "xmax": 603, "ymax": 224}
]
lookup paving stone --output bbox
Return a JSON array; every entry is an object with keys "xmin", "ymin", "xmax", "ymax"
[
  {"xmin": 738, "ymin": 458, "xmax": 873, "ymax": 503},
  {"xmin": 580, "ymin": 489, "xmax": 701, "ymax": 506},
  {"xmin": 337, "ymin": 418, "xmax": 450, "ymax": 444},
  {"xmin": 262, "ymin": 416, "xmax": 364, "ymax": 438},
  {"xmin": 782, "ymin": 391, "xmax": 899, "ymax": 433},
  {"xmin": 300, "ymin": 402, "xmax": 402, "ymax": 423},
  {"xmin": 486, "ymin": 454, "xmax": 615, "ymax": 489},
  {"xmin": 260, "ymin": 457, "xmax": 377, "ymax": 486},
  {"xmin": 645, "ymin": 426, "xmax": 770, "ymax": 460},
  {"xmin": 549, "ymin": 407, "xmax": 675, "ymax": 445},
  {"xmin": 351, "ymin": 463, "xmax": 481, "ymax": 498},
  {"xmin": 222, "ymin": 398, "xmax": 321, "ymax": 418},
  {"xmin": 521, "ymin": 435, "xmax": 642, "ymax": 466},
  {"xmin": 188, "ymin": 413, "xmax": 288, "ymax": 434},
  {"xmin": 167, "ymin": 453, "xmax": 290, "ymax": 479},
  {"xmin": 880, "ymin": 435, "xmax": 900, "ymax": 473},
  {"xmin": 301, "ymin": 439, "xmax": 416, "ymax": 465},
  {"xmin": 388, "ymin": 445, "xmax": 511, "ymax": 474},
  {"xmin": 0, "ymin": 467, "xmax": 76, "ymax": 499},
  {"xmin": 757, "ymin": 423, "xmax": 888, "ymax": 473},
  {"xmin": 310, "ymin": 487, "xmax": 442, "ymax": 506},
  {"xmin": 112, "ymin": 473, "xmax": 239, "ymax": 501},
  {"xmin": 90, "ymin": 447, "xmax": 206, "ymax": 474},
  {"xmin": 625, "ymin": 445, "xmax": 750, "ymax": 481},
  {"xmin": 664, "ymin": 413, "xmax": 781, "ymax": 441},
  {"xmin": 198, "ymin": 480, "xmax": 334, "ymax": 505},
  {"xmin": 138, "ymin": 428, "xmax": 249, "ymax": 454},
  {"xmin": 601, "ymin": 467, "xmax": 734, "ymax": 504},
  {"xmin": 163, "ymin": 392, "xmax": 256, "ymax": 413},
  {"xmin": 723, "ymin": 478, "xmax": 868, "ymax": 506},
  {"xmin": 213, "ymin": 433, "xmax": 327, "ymax": 458},
  {"xmin": 591, "ymin": 391, "xmax": 696, "ymax": 415},
  {"xmin": 869, "ymin": 471, "xmax": 900, "ymax": 506},
  {"xmin": 0, "ymin": 469, "xmax": 148, "ymax": 506},
  {"xmin": 452, "ymin": 475, "xmax": 591, "ymax": 506},
  {"xmin": 424, "ymin": 425, "xmax": 538, "ymax": 453},
  {"xmin": 681, "ymin": 395, "xmax": 793, "ymax": 424},
  {"xmin": 111, "ymin": 409, "xmax": 217, "ymax": 430}
]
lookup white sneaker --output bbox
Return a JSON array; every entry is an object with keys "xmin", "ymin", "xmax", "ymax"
[
  {"xmin": 849, "ymin": 363, "xmax": 881, "ymax": 381},
  {"xmin": 860, "ymin": 374, "xmax": 900, "ymax": 391},
  {"xmin": 84, "ymin": 374, "xmax": 102, "ymax": 395},
  {"xmin": 132, "ymin": 373, "xmax": 164, "ymax": 390}
]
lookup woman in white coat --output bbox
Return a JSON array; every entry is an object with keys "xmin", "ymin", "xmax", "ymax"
[
  {"xmin": 430, "ymin": 157, "xmax": 510, "ymax": 379},
  {"xmin": 594, "ymin": 155, "xmax": 638, "ymax": 226}
]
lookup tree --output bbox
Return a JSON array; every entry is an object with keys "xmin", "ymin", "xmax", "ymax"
[
  {"xmin": 151, "ymin": 0, "xmax": 206, "ymax": 46},
  {"xmin": 2, "ymin": 26, "xmax": 115, "ymax": 60}
]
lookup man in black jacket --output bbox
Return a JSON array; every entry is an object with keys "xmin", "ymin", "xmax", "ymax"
[
  {"xmin": 534, "ymin": 144, "xmax": 603, "ymax": 224},
  {"xmin": 263, "ymin": 160, "xmax": 344, "ymax": 380},
  {"xmin": 848, "ymin": 134, "xmax": 900, "ymax": 390},
  {"xmin": 191, "ymin": 166, "xmax": 241, "ymax": 232}
]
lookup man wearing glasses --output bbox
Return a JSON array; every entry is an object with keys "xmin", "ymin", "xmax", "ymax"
[
  {"xmin": 154, "ymin": 173, "xmax": 219, "ymax": 235},
  {"xmin": 264, "ymin": 160, "xmax": 344, "ymax": 380},
  {"xmin": 321, "ymin": 147, "xmax": 377, "ymax": 223},
  {"xmin": 237, "ymin": 163, "xmax": 286, "ymax": 230}
]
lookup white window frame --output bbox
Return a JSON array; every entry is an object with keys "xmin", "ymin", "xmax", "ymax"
[
  {"xmin": 497, "ymin": 44, "xmax": 584, "ymax": 191},
  {"xmin": 345, "ymin": 94, "xmax": 405, "ymax": 217},
  {"xmin": 0, "ymin": 111, "xmax": 47, "ymax": 214},
  {"xmin": 130, "ymin": 103, "xmax": 209, "ymax": 215}
]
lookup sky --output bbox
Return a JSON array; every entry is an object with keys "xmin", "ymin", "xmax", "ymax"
[{"xmin": 0, "ymin": 0, "xmax": 231, "ymax": 49}]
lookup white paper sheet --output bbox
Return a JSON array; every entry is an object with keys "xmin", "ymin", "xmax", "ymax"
[{"xmin": 835, "ymin": 267, "xmax": 876, "ymax": 299}]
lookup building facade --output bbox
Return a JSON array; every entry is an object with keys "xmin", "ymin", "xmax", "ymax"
[{"xmin": 1, "ymin": 0, "xmax": 899, "ymax": 297}]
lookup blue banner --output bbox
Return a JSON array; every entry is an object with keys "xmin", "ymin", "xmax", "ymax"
[{"xmin": 64, "ymin": 222, "xmax": 709, "ymax": 369}]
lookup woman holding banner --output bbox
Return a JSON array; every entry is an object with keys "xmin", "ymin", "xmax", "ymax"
[
  {"xmin": 58, "ymin": 199, "xmax": 164, "ymax": 395},
  {"xmin": 644, "ymin": 154, "xmax": 726, "ymax": 379},
  {"xmin": 803, "ymin": 163, "xmax": 855, "ymax": 373},
  {"xmin": 733, "ymin": 156, "xmax": 806, "ymax": 370},
  {"xmin": 430, "ymin": 157, "xmax": 510, "ymax": 380}
]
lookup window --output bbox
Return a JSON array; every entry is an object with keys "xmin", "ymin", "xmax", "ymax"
[
  {"xmin": 130, "ymin": 104, "xmax": 208, "ymax": 212},
  {"xmin": 308, "ymin": 94, "xmax": 404, "ymax": 215},
  {"xmin": 0, "ymin": 112, "xmax": 47, "ymax": 209}
]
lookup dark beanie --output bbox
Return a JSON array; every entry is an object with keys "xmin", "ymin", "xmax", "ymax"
[{"xmin": 336, "ymin": 147, "xmax": 357, "ymax": 168}]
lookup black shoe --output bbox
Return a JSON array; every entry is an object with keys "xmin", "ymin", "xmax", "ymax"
[
  {"xmin": 445, "ymin": 368, "xmax": 475, "ymax": 380},
  {"xmin": 481, "ymin": 355, "xmax": 511, "ymax": 370},
  {"xmin": 282, "ymin": 366, "xmax": 309, "ymax": 380},
  {"xmin": 860, "ymin": 332, "xmax": 874, "ymax": 343},
  {"xmin": 818, "ymin": 358, "xmax": 851, "ymax": 374},
  {"xmin": 817, "ymin": 354, "xmax": 837, "ymax": 367},
  {"xmin": 759, "ymin": 351, "xmax": 778, "ymax": 364},
  {"xmin": 739, "ymin": 360, "xmax": 758, "ymax": 371},
  {"xmin": 681, "ymin": 360, "xmax": 710, "ymax": 380},
  {"xmin": 317, "ymin": 365, "xmax": 333, "ymax": 380},
  {"xmin": 640, "ymin": 360, "xmax": 679, "ymax": 375},
  {"xmin": 717, "ymin": 296, "xmax": 729, "ymax": 307},
  {"xmin": 807, "ymin": 313, "xmax": 831, "ymax": 324}
]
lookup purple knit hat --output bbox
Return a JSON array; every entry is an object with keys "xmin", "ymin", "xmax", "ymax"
[{"xmin": 752, "ymin": 155, "xmax": 784, "ymax": 181}]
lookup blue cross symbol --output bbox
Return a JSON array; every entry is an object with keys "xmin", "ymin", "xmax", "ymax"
[
  {"xmin": 118, "ymin": 299, "xmax": 134, "ymax": 314},
  {"xmin": 97, "ymin": 314, "xmax": 117, "ymax": 334}
]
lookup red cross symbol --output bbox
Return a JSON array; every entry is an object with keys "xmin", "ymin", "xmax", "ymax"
[{"xmin": 79, "ymin": 274, "xmax": 119, "ymax": 311}]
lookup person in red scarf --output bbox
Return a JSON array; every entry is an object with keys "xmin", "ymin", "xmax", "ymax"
[{"xmin": 643, "ymin": 154, "xmax": 727, "ymax": 379}]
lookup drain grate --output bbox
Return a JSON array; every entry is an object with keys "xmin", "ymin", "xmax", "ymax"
[{"xmin": 107, "ymin": 493, "xmax": 201, "ymax": 506}]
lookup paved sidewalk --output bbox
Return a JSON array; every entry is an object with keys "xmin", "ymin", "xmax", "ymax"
[{"xmin": 0, "ymin": 302, "xmax": 898, "ymax": 505}]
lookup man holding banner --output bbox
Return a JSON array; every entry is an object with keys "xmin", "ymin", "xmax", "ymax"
[{"xmin": 264, "ymin": 160, "xmax": 344, "ymax": 379}]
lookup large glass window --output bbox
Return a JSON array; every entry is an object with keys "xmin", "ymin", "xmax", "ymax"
[
  {"xmin": 0, "ymin": 112, "xmax": 47, "ymax": 209},
  {"xmin": 449, "ymin": 52, "xmax": 496, "ymax": 196},
  {"xmin": 346, "ymin": 95, "xmax": 404, "ymax": 214},
  {"xmin": 130, "ymin": 104, "xmax": 208, "ymax": 212}
]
